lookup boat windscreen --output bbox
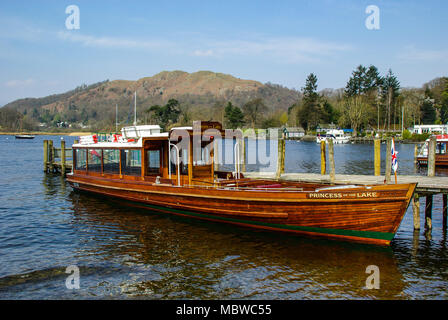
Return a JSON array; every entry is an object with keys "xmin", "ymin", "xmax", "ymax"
[{"xmin": 121, "ymin": 149, "xmax": 141, "ymax": 176}]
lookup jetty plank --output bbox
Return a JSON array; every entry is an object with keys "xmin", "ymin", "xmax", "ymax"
[{"xmin": 244, "ymin": 172, "xmax": 448, "ymax": 193}]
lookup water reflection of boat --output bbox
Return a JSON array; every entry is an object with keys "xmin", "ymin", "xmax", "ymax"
[
  {"xmin": 67, "ymin": 121, "xmax": 416, "ymax": 246},
  {"xmin": 68, "ymin": 191, "xmax": 407, "ymax": 299}
]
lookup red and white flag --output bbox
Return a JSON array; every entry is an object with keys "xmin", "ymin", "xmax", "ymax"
[{"xmin": 391, "ymin": 138, "xmax": 398, "ymax": 173}]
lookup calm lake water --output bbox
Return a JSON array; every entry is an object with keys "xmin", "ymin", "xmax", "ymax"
[{"xmin": 0, "ymin": 135, "xmax": 447, "ymax": 299}]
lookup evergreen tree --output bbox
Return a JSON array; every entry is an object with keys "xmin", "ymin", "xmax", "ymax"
[
  {"xmin": 343, "ymin": 65, "xmax": 384, "ymax": 132},
  {"xmin": 298, "ymin": 73, "xmax": 320, "ymax": 130},
  {"xmin": 147, "ymin": 99, "xmax": 181, "ymax": 130},
  {"xmin": 224, "ymin": 102, "xmax": 245, "ymax": 128},
  {"xmin": 421, "ymin": 99, "xmax": 436, "ymax": 124},
  {"xmin": 381, "ymin": 69, "xmax": 400, "ymax": 130},
  {"xmin": 440, "ymin": 79, "xmax": 448, "ymax": 124},
  {"xmin": 322, "ymin": 101, "xmax": 339, "ymax": 124}
]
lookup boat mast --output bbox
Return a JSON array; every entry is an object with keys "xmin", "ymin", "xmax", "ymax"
[
  {"xmin": 133, "ymin": 91, "xmax": 137, "ymax": 126},
  {"xmin": 115, "ymin": 104, "xmax": 118, "ymax": 133}
]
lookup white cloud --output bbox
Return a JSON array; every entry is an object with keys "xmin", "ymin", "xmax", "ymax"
[
  {"xmin": 56, "ymin": 31, "xmax": 351, "ymax": 64},
  {"xmin": 56, "ymin": 31, "xmax": 171, "ymax": 50},
  {"xmin": 0, "ymin": 16, "xmax": 44, "ymax": 42},
  {"xmin": 5, "ymin": 79, "xmax": 35, "ymax": 88},
  {"xmin": 398, "ymin": 45, "xmax": 448, "ymax": 62},
  {"xmin": 192, "ymin": 49, "xmax": 214, "ymax": 57},
  {"xmin": 191, "ymin": 37, "xmax": 352, "ymax": 63}
]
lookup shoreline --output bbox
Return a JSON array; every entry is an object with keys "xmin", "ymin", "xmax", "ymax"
[
  {"xmin": 298, "ymin": 135, "xmax": 424, "ymax": 144},
  {"xmin": 0, "ymin": 132, "xmax": 92, "ymax": 136}
]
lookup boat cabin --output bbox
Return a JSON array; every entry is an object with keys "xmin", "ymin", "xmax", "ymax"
[
  {"xmin": 416, "ymin": 134, "xmax": 448, "ymax": 167},
  {"xmin": 67, "ymin": 121, "xmax": 417, "ymax": 246},
  {"xmin": 72, "ymin": 121, "xmax": 237, "ymax": 186}
]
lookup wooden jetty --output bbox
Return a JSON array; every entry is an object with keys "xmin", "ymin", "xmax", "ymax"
[
  {"xmin": 246, "ymin": 137, "xmax": 448, "ymax": 233},
  {"xmin": 43, "ymin": 139, "xmax": 74, "ymax": 176}
]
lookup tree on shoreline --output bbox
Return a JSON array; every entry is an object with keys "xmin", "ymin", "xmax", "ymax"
[
  {"xmin": 381, "ymin": 69, "xmax": 400, "ymax": 131},
  {"xmin": 224, "ymin": 102, "xmax": 245, "ymax": 129},
  {"xmin": 440, "ymin": 79, "xmax": 448, "ymax": 124},
  {"xmin": 146, "ymin": 99, "xmax": 181, "ymax": 130},
  {"xmin": 297, "ymin": 73, "xmax": 320, "ymax": 130},
  {"xmin": 341, "ymin": 65, "xmax": 383, "ymax": 135},
  {"xmin": 242, "ymin": 98, "xmax": 267, "ymax": 128}
]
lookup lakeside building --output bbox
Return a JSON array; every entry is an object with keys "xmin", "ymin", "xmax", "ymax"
[
  {"xmin": 284, "ymin": 127, "xmax": 305, "ymax": 139},
  {"xmin": 316, "ymin": 123, "xmax": 337, "ymax": 133},
  {"xmin": 412, "ymin": 124, "xmax": 448, "ymax": 134}
]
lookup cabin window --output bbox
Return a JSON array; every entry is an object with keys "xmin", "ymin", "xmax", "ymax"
[
  {"xmin": 103, "ymin": 149, "xmax": 120, "ymax": 174},
  {"xmin": 121, "ymin": 149, "xmax": 141, "ymax": 176},
  {"xmin": 147, "ymin": 149, "xmax": 161, "ymax": 175},
  {"xmin": 437, "ymin": 143, "xmax": 446, "ymax": 155},
  {"xmin": 169, "ymin": 147, "xmax": 177, "ymax": 176},
  {"xmin": 193, "ymin": 145, "xmax": 211, "ymax": 166},
  {"xmin": 87, "ymin": 149, "xmax": 102, "ymax": 172},
  {"xmin": 75, "ymin": 149, "xmax": 86, "ymax": 170},
  {"xmin": 181, "ymin": 149, "xmax": 189, "ymax": 175},
  {"xmin": 169, "ymin": 144, "xmax": 188, "ymax": 175}
]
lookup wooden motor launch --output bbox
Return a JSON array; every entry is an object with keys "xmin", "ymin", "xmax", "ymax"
[
  {"xmin": 416, "ymin": 134, "xmax": 448, "ymax": 167},
  {"xmin": 67, "ymin": 121, "xmax": 416, "ymax": 246}
]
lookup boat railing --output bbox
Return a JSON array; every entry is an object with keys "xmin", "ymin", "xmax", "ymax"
[
  {"xmin": 234, "ymin": 141, "xmax": 241, "ymax": 179},
  {"xmin": 184, "ymin": 183, "xmax": 307, "ymax": 192},
  {"xmin": 169, "ymin": 142, "xmax": 181, "ymax": 186}
]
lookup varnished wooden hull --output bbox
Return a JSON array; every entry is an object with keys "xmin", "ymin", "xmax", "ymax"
[
  {"xmin": 67, "ymin": 173, "xmax": 416, "ymax": 246},
  {"xmin": 417, "ymin": 156, "xmax": 448, "ymax": 167}
]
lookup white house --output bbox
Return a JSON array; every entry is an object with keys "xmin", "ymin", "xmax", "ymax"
[
  {"xmin": 284, "ymin": 127, "xmax": 305, "ymax": 138},
  {"xmin": 412, "ymin": 124, "xmax": 448, "ymax": 134}
]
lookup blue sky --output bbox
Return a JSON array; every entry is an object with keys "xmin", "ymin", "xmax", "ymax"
[{"xmin": 0, "ymin": 0, "xmax": 447, "ymax": 106}]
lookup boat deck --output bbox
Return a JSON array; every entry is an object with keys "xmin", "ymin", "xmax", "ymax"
[{"xmin": 243, "ymin": 172, "xmax": 448, "ymax": 194}]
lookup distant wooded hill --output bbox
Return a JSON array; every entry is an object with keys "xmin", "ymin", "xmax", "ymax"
[
  {"xmin": 1, "ymin": 71, "xmax": 300, "ymax": 132},
  {"xmin": 1, "ymin": 69, "xmax": 446, "ymax": 134}
]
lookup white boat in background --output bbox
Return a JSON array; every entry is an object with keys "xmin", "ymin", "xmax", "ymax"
[
  {"xmin": 316, "ymin": 129, "xmax": 350, "ymax": 144},
  {"xmin": 15, "ymin": 134, "xmax": 35, "ymax": 139}
]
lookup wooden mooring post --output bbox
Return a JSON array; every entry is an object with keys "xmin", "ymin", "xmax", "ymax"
[
  {"xmin": 61, "ymin": 139, "xmax": 66, "ymax": 177},
  {"xmin": 320, "ymin": 140, "xmax": 326, "ymax": 175},
  {"xmin": 43, "ymin": 139, "xmax": 49, "ymax": 172},
  {"xmin": 414, "ymin": 144, "xmax": 418, "ymax": 166},
  {"xmin": 48, "ymin": 140, "xmax": 54, "ymax": 173},
  {"xmin": 410, "ymin": 192, "xmax": 448, "ymax": 232},
  {"xmin": 412, "ymin": 194, "xmax": 420, "ymax": 230},
  {"xmin": 425, "ymin": 194, "xmax": 433, "ymax": 230},
  {"xmin": 241, "ymin": 137, "xmax": 246, "ymax": 173},
  {"xmin": 428, "ymin": 136, "xmax": 436, "ymax": 177},
  {"xmin": 276, "ymin": 138, "xmax": 285, "ymax": 179},
  {"xmin": 374, "ymin": 139, "xmax": 381, "ymax": 176},
  {"xmin": 443, "ymin": 194, "xmax": 447, "ymax": 230},
  {"xmin": 328, "ymin": 139, "xmax": 335, "ymax": 183},
  {"xmin": 43, "ymin": 139, "xmax": 73, "ymax": 175}
]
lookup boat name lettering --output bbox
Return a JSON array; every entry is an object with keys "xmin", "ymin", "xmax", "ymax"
[
  {"xmin": 308, "ymin": 193, "xmax": 343, "ymax": 199},
  {"xmin": 356, "ymin": 192, "xmax": 378, "ymax": 198},
  {"xmin": 308, "ymin": 192, "xmax": 378, "ymax": 198}
]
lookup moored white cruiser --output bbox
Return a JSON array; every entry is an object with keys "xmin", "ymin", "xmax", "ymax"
[{"xmin": 316, "ymin": 129, "xmax": 350, "ymax": 144}]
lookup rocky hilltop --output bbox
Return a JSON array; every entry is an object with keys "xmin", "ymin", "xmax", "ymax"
[{"xmin": 2, "ymin": 70, "xmax": 299, "ymax": 129}]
